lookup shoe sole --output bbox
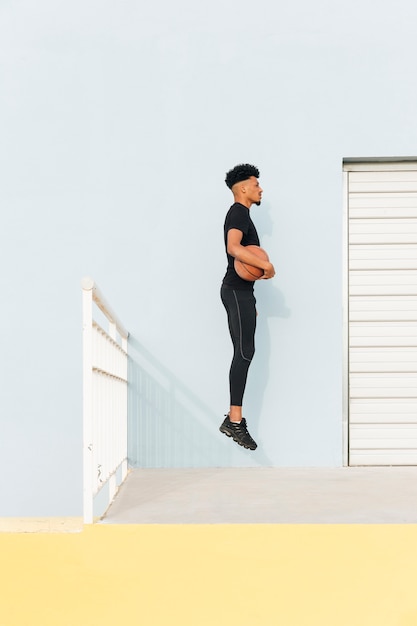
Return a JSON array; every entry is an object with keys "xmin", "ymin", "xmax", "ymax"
[{"xmin": 219, "ymin": 426, "xmax": 257, "ymax": 450}]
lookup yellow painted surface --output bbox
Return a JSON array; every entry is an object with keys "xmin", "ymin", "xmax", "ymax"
[
  {"xmin": 1, "ymin": 524, "xmax": 417, "ymax": 626},
  {"xmin": 0, "ymin": 518, "xmax": 83, "ymax": 533}
]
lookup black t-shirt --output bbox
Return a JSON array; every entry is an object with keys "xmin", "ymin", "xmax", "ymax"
[{"xmin": 222, "ymin": 202, "xmax": 260, "ymax": 290}]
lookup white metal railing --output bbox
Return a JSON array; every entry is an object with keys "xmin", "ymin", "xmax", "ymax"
[{"xmin": 82, "ymin": 277, "xmax": 128, "ymax": 524}]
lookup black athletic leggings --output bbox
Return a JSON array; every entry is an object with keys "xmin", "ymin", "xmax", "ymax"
[{"xmin": 221, "ymin": 285, "xmax": 256, "ymax": 406}]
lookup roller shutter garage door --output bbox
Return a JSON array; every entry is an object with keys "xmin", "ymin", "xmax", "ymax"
[{"xmin": 344, "ymin": 159, "xmax": 417, "ymax": 465}]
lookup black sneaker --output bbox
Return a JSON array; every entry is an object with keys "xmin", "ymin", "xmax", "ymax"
[{"xmin": 219, "ymin": 415, "xmax": 257, "ymax": 450}]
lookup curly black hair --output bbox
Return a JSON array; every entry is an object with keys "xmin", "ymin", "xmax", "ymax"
[{"xmin": 225, "ymin": 163, "xmax": 260, "ymax": 189}]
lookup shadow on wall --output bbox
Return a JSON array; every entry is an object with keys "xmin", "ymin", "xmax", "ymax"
[
  {"xmin": 128, "ymin": 294, "xmax": 290, "ymax": 469},
  {"xmin": 244, "ymin": 200, "xmax": 292, "ymax": 443},
  {"xmin": 128, "ymin": 336, "xmax": 246, "ymax": 467},
  {"xmin": 245, "ymin": 281, "xmax": 291, "ymax": 442}
]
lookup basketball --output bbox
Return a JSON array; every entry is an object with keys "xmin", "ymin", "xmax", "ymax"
[{"xmin": 234, "ymin": 245, "xmax": 269, "ymax": 281}]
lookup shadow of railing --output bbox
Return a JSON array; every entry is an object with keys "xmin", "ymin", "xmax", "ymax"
[{"xmin": 128, "ymin": 336, "xmax": 270, "ymax": 467}]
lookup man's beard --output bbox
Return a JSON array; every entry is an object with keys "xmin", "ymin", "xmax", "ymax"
[{"xmin": 255, "ymin": 201, "xmax": 261, "ymax": 206}]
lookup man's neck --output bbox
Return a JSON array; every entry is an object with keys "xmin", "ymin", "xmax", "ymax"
[{"xmin": 233, "ymin": 196, "xmax": 251, "ymax": 209}]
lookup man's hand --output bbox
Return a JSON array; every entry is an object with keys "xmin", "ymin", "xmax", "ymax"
[{"xmin": 261, "ymin": 262, "xmax": 276, "ymax": 279}]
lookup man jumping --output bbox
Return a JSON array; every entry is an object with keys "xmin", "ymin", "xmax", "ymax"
[{"xmin": 220, "ymin": 164, "xmax": 275, "ymax": 450}]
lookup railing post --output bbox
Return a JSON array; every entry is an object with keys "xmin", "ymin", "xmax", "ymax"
[
  {"xmin": 82, "ymin": 276, "xmax": 129, "ymax": 524},
  {"xmin": 109, "ymin": 321, "xmax": 117, "ymax": 341},
  {"xmin": 82, "ymin": 277, "xmax": 94, "ymax": 524}
]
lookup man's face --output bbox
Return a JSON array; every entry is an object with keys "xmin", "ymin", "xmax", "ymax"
[{"xmin": 245, "ymin": 176, "xmax": 263, "ymax": 206}]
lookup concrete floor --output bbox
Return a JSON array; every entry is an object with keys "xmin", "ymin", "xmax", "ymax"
[{"xmin": 101, "ymin": 466, "xmax": 417, "ymax": 524}]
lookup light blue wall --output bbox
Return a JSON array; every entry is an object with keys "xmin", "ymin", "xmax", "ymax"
[{"xmin": 1, "ymin": 0, "xmax": 417, "ymax": 516}]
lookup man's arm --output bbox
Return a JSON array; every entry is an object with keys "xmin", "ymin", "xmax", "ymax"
[{"xmin": 227, "ymin": 229, "xmax": 275, "ymax": 279}]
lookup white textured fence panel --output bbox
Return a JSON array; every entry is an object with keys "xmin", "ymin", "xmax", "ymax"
[
  {"xmin": 344, "ymin": 160, "xmax": 417, "ymax": 466},
  {"xmin": 82, "ymin": 277, "xmax": 128, "ymax": 524}
]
